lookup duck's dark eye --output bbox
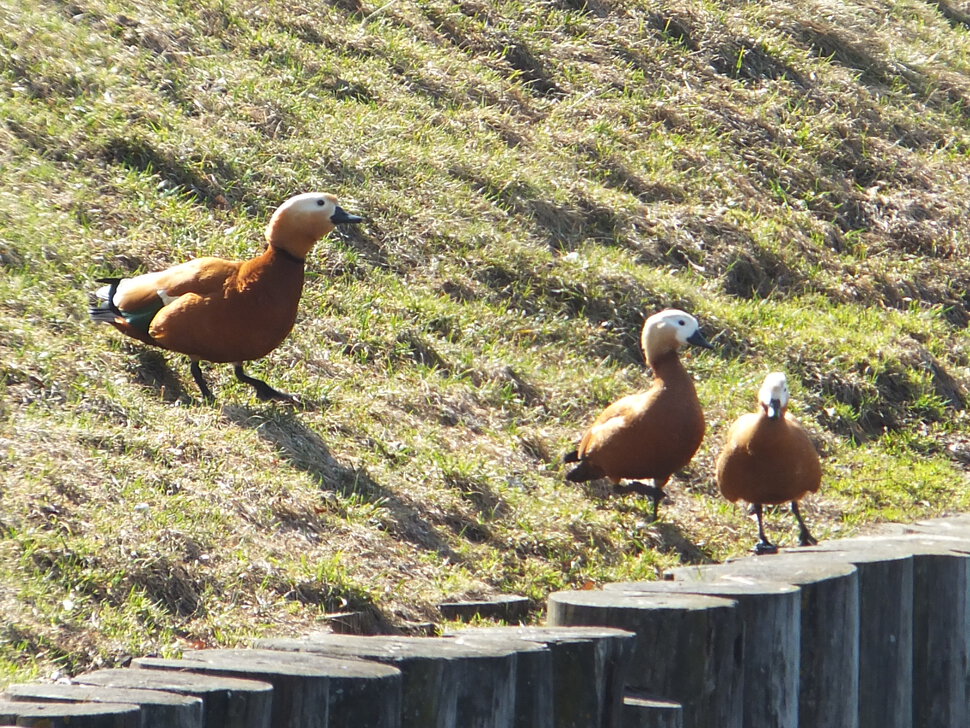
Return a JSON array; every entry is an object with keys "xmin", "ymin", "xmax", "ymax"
[
  {"xmin": 317, "ymin": 199, "xmax": 326, "ymax": 206},
  {"xmin": 678, "ymin": 319, "xmax": 685, "ymax": 326}
]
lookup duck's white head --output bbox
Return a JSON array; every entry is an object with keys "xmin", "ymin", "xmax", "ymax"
[
  {"xmin": 265, "ymin": 192, "xmax": 362, "ymax": 260},
  {"xmin": 758, "ymin": 372, "xmax": 790, "ymax": 420},
  {"xmin": 641, "ymin": 308, "xmax": 713, "ymax": 362}
]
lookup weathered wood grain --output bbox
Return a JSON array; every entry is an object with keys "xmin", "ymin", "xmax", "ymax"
[
  {"xmin": 0, "ymin": 698, "xmax": 140, "ymax": 727},
  {"xmin": 546, "ymin": 589, "xmax": 742, "ymax": 728},
  {"xmin": 668, "ymin": 555, "xmax": 859, "ymax": 728},
  {"xmin": 605, "ymin": 579, "xmax": 799, "ymax": 728},
  {"xmin": 5, "ymin": 682, "xmax": 203, "ymax": 728},
  {"xmin": 76, "ymin": 667, "xmax": 272, "ymax": 728},
  {"xmin": 450, "ymin": 625, "xmax": 635, "ymax": 728},
  {"xmin": 257, "ymin": 634, "xmax": 518, "ymax": 728}
]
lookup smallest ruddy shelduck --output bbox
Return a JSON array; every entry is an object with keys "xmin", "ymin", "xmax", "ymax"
[{"xmin": 716, "ymin": 372, "xmax": 821, "ymax": 554}]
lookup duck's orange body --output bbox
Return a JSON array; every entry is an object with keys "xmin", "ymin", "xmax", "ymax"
[
  {"xmin": 574, "ymin": 350, "xmax": 706, "ymax": 483},
  {"xmin": 109, "ymin": 249, "xmax": 305, "ymax": 363},
  {"xmin": 716, "ymin": 372, "xmax": 820, "ymax": 553},
  {"xmin": 91, "ymin": 192, "xmax": 362, "ymax": 402},
  {"xmin": 717, "ymin": 412, "xmax": 821, "ymax": 505},
  {"xmin": 565, "ymin": 309, "xmax": 713, "ymax": 518}
]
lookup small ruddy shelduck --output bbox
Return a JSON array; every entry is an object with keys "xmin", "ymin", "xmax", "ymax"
[
  {"xmin": 716, "ymin": 372, "xmax": 821, "ymax": 554},
  {"xmin": 90, "ymin": 192, "xmax": 362, "ymax": 403},
  {"xmin": 564, "ymin": 309, "xmax": 714, "ymax": 519}
]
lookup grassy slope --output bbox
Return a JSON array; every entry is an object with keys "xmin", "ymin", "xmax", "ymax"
[{"xmin": 2, "ymin": 0, "xmax": 970, "ymax": 682}]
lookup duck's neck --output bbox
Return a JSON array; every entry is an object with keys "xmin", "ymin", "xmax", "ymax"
[
  {"xmin": 648, "ymin": 349, "xmax": 689, "ymax": 384},
  {"xmin": 238, "ymin": 245, "xmax": 306, "ymax": 289},
  {"xmin": 267, "ymin": 244, "xmax": 306, "ymax": 265}
]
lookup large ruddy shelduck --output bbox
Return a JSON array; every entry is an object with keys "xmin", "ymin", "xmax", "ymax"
[
  {"xmin": 564, "ymin": 309, "xmax": 714, "ymax": 519},
  {"xmin": 716, "ymin": 372, "xmax": 821, "ymax": 554},
  {"xmin": 90, "ymin": 192, "xmax": 362, "ymax": 403}
]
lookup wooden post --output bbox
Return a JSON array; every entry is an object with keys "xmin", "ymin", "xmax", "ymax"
[
  {"xmin": 449, "ymin": 625, "xmax": 635, "ymax": 728},
  {"xmin": 441, "ymin": 633, "xmax": 553, "ymax": 728},
  {"xmin": 75, "ymin": 669, "xmax": 272, "ymax": 728},
  {"xmin": 546, "ymin": 590, "xmax": 743, "ymax": 728},
  {"xmin": 622, "ymin": 694, "xmax": 682, "ymax": 728},
  {"xmin": 175, "ymin": 648, "xmax": 403, "ymax": 728},
  {"xmin": 605, "ymin": 579, "xmax": 800, "ymax": 728},
  {"xmin": 438, "ymin": 595, "xmax": 531, "ymax": 623},
  {"xmin": 257, "ymin": 634, "xmax": 518, "ymax": 728},
  {"xmin": 133, "ymin": 654, "xmax": 331, "ymax": 728},
  {"xmin": 668, "ymin": 555, "xmax": 859, "ymax": 728},
  {"xmin": 0, "ymin": 699, "xmax": 140, "ymax": 727},
  {"xmin": 5, "ymin": 683, "xmax": 203, "ymax": 728},
  {"xmin": 857, "ymin": 534, "xmax": 970, "ymax": 728},
  {"xmin": 778, "ymin": 539, "xmax": 915, "ymax": 728}
]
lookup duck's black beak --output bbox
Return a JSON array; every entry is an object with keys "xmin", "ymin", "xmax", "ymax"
[
  {"xmin": 687, "ymin": 329, "xmax": 714, "ymax": 350},
  {"xmin": 765, "ymin": 399, "xmax": 783, "ymax": 419},
  {"xmin": 331, "ymin": 206, "xmax": 363, "ymax": 225}
]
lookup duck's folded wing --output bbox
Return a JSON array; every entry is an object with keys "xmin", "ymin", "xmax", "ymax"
[
  {"xmin": 578, "ymin": 394, "xmax": 646, "ymax": 455},
  {"xmin": 110, "ymin": 258, "xmax": 235, "ymax": 313}
]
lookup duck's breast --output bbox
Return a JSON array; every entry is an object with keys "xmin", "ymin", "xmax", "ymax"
[{"xmin": 717, "ymin": 414, "xmax": 820, "ymax": 504}]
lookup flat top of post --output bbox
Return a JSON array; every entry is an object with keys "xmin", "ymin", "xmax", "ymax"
[
  {"xmin": 77, "ymin": 667, "xmax": 273, "ymax": 694},
  {"xmin": 0, "ymin": 699, "xmax": 140, "ymax": 717},
  {"xmin": 547, "ymin": 589, "xmax": 738, "ymax": 610},
  {"xmin": 449, "ymin": 625, "xmax": 636, "ymax": 644},
  {"xmin": 256, "ymin": 633, "xmax": 523, "ymax": 661},
  {"xmin": 6, "ymin": 682, "xmax": 203, "ymax": 707},
  {"xmin": 605, "ymin": 579, "xmax": 800, "ymax": 598},
  {"xmin": 777, "ymin": 537, "xmax": 920, "ymax": 564},
  {"xmin": 443, "ymin": 634, "xmax": 551, "ymax": 654},
  {"xmin": 181, "ymin": 648, "xmax": 402, "ymax": 678},
  {"xmin": 667, "ymin": 554, "xmax": 857, "ymax": 586},
  {"xmin": 844, "ymin": 533, "xmax": 970, "ymax": 556}
]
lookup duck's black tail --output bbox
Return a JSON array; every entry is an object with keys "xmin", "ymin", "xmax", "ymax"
[
  {"xmin": 564, "ymin": 454, "xmax": 602, "ymax": 482},
  {"xmin": 89, "ymin": 277, "xmax": 123, "ymax": 321}
]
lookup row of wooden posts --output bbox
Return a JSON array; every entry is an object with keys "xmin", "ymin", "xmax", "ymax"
[{"xmin": 3, "ymin": 515, "xmax": 970, "ymax": 727}]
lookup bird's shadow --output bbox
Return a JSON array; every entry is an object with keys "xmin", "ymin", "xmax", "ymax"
[
  {"xmin": 128, "ymin": 350, "xmax": 330, "ymax": 410},
  {"xmin": 221, "ymin": 406, "xmax": 460, "ymax": 562},
  {"xmin": 649, "ymin": 521, "xmax": 715, "ymax": 565},
  {"xmin": 131, "ymin": 348, "xmax": 193, "ymax": 404},
  {"xmin": 578, "ymin": 480, "xmax": 716, "ymax": 565}
]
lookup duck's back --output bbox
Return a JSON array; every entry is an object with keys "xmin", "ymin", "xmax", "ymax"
[
  {"xmin": 150, "ymin": 250, "xmax": 305, "ymax": 363},
  {"xmin": 717, "ymin": 413, "xmax": 821, "ymax": 505},
  {"xmin": 579, "ymin": 362, "xmax": 705, "ymax": 482}
]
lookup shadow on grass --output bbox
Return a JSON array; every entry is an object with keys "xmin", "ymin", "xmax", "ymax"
[
  {"xmin": 222, "ymin": 406, "xmax": 461, "ymax": 562},
  {"xmin": 131, "ymin": 348, "xmax": 193, "ymax": 404},
  {"xmin": 579, "ymin": 479, "xmax": 716, "ymax": 564},
  {"xmin": 128, "ymin": 348, "xmax": 332, "ymax": 409}
]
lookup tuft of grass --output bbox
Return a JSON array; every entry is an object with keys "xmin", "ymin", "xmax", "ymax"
[{"xmin": 2, "ymin": 0, "xmax": 970, "ymax": 684}]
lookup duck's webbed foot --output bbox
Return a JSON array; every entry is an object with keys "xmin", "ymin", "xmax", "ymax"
[
  {"xmin": 614, "ymin": 481, "xmax": 668, "ymax": 520},
  {"xmin": 754, "ymin": 539, "xmax": 779, "ymax": 555},
  {"xmin": 234, "ymin": 364, "xmax": 299, "ymax": 404}
]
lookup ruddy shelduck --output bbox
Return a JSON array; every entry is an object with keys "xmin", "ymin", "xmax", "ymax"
[
  {"xmin": 716, "ymin": 372, "xmax": 821, "ymax": 554},
  {"xmin": 564, "ymin": 309, "xmax": 714, "ymax": 519},
  {"xmin": 90, "ymin": 192, "xmax": 362, "ymax": 403}
]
